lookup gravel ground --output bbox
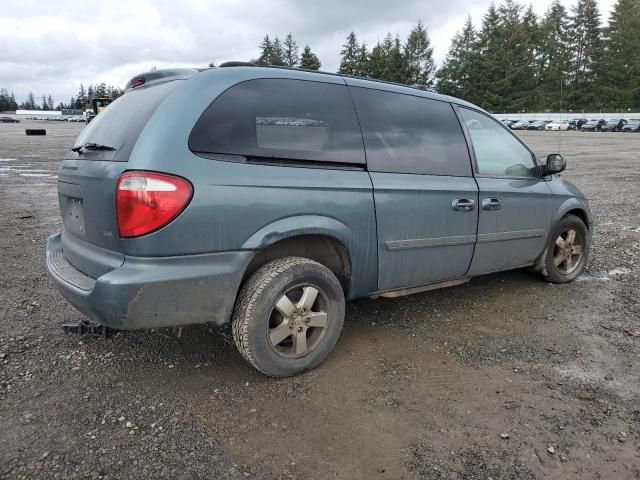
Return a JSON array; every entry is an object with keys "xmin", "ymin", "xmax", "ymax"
[{"xmin": 0, "ymin": 121, "xmax": 639, "ymax": 480}]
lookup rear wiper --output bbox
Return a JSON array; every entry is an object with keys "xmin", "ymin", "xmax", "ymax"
[{"xmin": 71, "ymin": 143, "xmax": 116, "ymax": 154}]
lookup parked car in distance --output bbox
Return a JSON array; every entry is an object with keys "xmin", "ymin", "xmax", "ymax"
[
  {"xmin": 527, "ymin": 120, "xmax": 546, "ymax": 131},
  {"xmin": 0, "ymin": 116, "xmax": 19, "ymax": 123},
  {"xmin": 45, "ymin": 66, "xmax": 592, "ymax": 377},
  {"xmin": 510, "ymin": 120, "xmax": 529, "ymax": 130},
  {"xmin": 501, "ymin": 119, "xmax": 515, "ymax": 128},
  {"xmin": 568, "ymin": 119, "xmax": 588, "ymax": 130},
  {"xmin": 581, "ymin": 119, "xmax": 606, "ymax": 131},
  {"xmin": 546, "ymin": 120, "xmax": 570, "ymax": 131},
  {"xmin": 600, "ymin": 119, "xmax": 627, "ymax": 132},
  {"xmin": 622, "ymin": 120, "xmax": 640, "ymax": 132}
]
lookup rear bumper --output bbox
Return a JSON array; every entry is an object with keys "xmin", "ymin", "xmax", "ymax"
[{"xmin": 46, "ymin": 233, "xmax": 253, "ymax": 330}]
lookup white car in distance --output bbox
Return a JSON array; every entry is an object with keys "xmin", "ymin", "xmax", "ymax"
[{"xmin": 545, "ymin": 120, "xmax": 570, "ymax": 131}]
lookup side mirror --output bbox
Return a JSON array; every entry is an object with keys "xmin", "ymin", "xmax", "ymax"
[{"xmin": 545, "ymin": 153, "xmax": 566, "ymax": 175}]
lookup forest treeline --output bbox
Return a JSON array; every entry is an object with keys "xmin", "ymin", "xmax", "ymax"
[
  {"xmin": 2, "ymin": 0, "xmax": 638, "ymax": 113},
  {"xmin": 257, "ymin": 0, "xmax": 640, "ymax": 112}
]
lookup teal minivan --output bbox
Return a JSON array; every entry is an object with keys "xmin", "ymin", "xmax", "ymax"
[{"xmin": 47, "ymin": 65, "xmax": 592, "ymax": 376}]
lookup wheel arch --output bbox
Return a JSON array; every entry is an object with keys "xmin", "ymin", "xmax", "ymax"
[
  {"xmin": 553, "ymin": 198, "xmax": 592, "ymax": 230},
  {"xmin": 241, "ymin": 216, "xmax": 354, "ymax": 293}
]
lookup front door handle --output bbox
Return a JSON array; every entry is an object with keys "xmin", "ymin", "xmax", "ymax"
[
  {"xmin": 452, "ymin": 198, "xmax": 475, "ymax": 212},
  {"xmin": 481, "ymin": 198, "xmax": 502, "ymax": 211}
]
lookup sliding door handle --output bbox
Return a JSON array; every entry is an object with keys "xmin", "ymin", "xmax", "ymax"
[
  {"xmin": 481, "ymin": 198, "xmax": 502, "ymax": 211},
  {"xmin": 452, "ymin": 198, "xmax": 475, "ymax": 212}
]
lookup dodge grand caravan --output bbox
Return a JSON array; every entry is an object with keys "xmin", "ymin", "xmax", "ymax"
[{"xmin": 46, "ymin": 65, "xmax": 592, "ymax": 377}]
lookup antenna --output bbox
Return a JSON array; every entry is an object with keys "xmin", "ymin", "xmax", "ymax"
[{"xmin": 559, "ymin": 79, "xmax": 563, "ymax": 154}]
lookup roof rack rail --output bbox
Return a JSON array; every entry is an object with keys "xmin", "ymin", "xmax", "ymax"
[
  {"xmin": 215, "ymin": 61, "xmax": 442, "ymax": 95},
  {"xmin": 219, "ymin": 61, "xmax": 261, "ymax": 68}
]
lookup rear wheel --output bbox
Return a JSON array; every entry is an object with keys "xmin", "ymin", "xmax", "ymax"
[
  {"xmin": 232, "ymin": 257, "xmax": 345, "ymax": 377},
  {"xmin": 539, "ymin": 215, "xmax": 589, "ymax": 283}
]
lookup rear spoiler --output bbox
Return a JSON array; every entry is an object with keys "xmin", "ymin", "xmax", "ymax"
[{"xmin": 124, "ymin": 68, "xmax": 200, "ymax": 92}]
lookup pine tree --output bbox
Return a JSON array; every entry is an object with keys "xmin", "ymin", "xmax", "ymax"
[
  {"xmin": 404, "ymin": 21, "xmax": 435, "ymax": 88},
  {"xmin": 258, "ymin": 35, "xmax": 273, "ymax": 64},
  {"xmin": 41, "ymin": 95, "xmax": 48, "ymax": 110},
  {"xmin": 258, "ymin": 35, "xmax": 285, "ymax": 65},
  {"xmin": 283, "ymin": 33, "xmax": 299, "ymax": 67},
  {"xmin": 355, "ymin": 43, "xmax": 369, "ymax": 76},
  {"xmin": 47, "ymin": 94, "xmax": 54, "ymax": 110},
  {"xmin": 382, "ymin": 35, "xmax": 406, "ymax": 83},
  {"xmin": 27, "ymin": 92, "xmax": 36, "ymax": 109},
  {"xmin": 473, "ymin": 3, "xmax": 504, "ymax": 110},
  {"xmin": 77, "ymin": 84, "xmax": 87, "ymax": 108},
  {"xmin": 366, "ymin": 42, "xmax": 386, "ymax": 79},
  {"xmin": 436, "ymin": 17, "xmax": 479, "ymax": 101},
  {"xmin": 270, "ymin": 37, "xmax": 286, "ymax": 65},
  {"xmin": 568, "ymin": 0, "xmax": 604, "ymax": 110},
  {"xmin": 538, "ymin": 0, "xmax": 572, "ymax": 110},
  {"xmin": 601, "ymin": 0, "xmax": 640, "ymax": 110},
  {"xmin": 339, "ymin": 32, "xmax": 360, "ymax": 75},
  {"xmin": 299, "ymin": 45, "xmax": 321, "ymax": 70}
]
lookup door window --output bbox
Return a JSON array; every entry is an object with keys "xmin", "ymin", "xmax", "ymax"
[
  {"xmin": 189, "ymin": 79, "xmax": 365, "ymax": 164},
  {"xmin": 459, "ymin": 108, "xmax": 536, "ymax": 177},
  {"xmin": 350, "ymin": 87, "xmax": 472, "ymax": 176}
]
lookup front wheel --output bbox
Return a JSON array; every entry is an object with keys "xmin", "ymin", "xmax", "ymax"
[
  {"xmin": 539, "ymin": 215, "xmax": 590, "ymax": 283},
  {"xmin": 232, "ymin": 257, "xmax": 345, "ymax": 377}
]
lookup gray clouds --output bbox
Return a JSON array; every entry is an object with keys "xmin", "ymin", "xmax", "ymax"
[{"xmin": 0, "ymin": 0, "xmax": 615, "ymax": 103}]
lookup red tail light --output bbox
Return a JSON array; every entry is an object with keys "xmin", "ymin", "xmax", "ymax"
[{"xmin": 116, "ymin": 171, "xmax": 193, "ymax": 238}]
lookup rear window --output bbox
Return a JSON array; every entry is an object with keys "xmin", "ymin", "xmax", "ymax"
[
  {"xmin": 188, "ymin": 79, "xmax": 365, "ymax": 165},
  {"xmin": 350, "ymin": 87, "xmax": 472, "ymax": 176},
  {"xmin": 71, "ymin": 81, "xmax": 178, "ymax": 161}
]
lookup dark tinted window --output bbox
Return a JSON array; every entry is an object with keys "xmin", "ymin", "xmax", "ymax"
[
  {"xmin": 72, "ymin": 81, "xmax": 179, "ymax": 161},
  {"xmin": 189, "ymin": 79, "xmax": 365, "ymax": 164},
  {"xmin": 350, "ymin": 87, "xmax": 471, "ymax": 176}
]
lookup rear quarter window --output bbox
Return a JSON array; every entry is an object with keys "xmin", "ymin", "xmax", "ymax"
[
  {"xmin": 188, "ymin": 79, "xmax": 365, "ymax": 165},
  {"xmin": 71, "ymin": 81, "xmax": 179, "ymax": 161}
]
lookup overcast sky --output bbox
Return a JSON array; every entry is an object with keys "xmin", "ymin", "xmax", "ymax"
[{"xmin": 0, "ymin": 0, "xmax": 616, "ymax": 105}]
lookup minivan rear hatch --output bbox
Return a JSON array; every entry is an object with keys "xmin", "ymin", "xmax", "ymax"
[{"xmin": 58, "ymin": 80, "xmax": 181, "ymax": 275}]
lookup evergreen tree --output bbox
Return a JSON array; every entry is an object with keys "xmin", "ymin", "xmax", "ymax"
[
  {"xmin": 601, "ymin": 0, "xmax": 640, "ymax": 110},
  {"xmin": 258, "ymin": 34, "xmax": 273, "ymax": 64},
  {"xmin": 283, "ymin": 33, "xmax": 299, "ymax": 67},
  {"xmin": 568, "ymin": 0, "xmax": 604, "ymax": 110},
  {"xmin": 339, "ymin": 32, "xmax": 360, "ymax": 75},
  {"xmin": 403, "ymin": 21, "xmax": 435, "ymax": 87},
  {"xmin": 299, "ymin": 45, "xmax": 321, "ymax": 70},
  {"xmin": 47, "ymin": 94, "xmax": 54, "ymax": 110},
  {"xmin": 258, "ymin": 35, "xmax": 285, "ymax": 65},
  {"xmin": 436, "ymin": 17, "xmax": 479, "ymax": 101},
  {"xmin": 26, "ymin": 92, "xmax": 36, "ymax": 110},
  {"xmin": 41, "ymin": 95, "xmax": 48, "ymax": 110},
  {"xmin": 355, "ymin": 43, "xmax": 369, "ymax": 76},
  {"xmin": 382, "ymin": 34, "xmax": 406, "ymax": 83},
  {"xmin": 538, "ymin": 0, "xmax": 572, "ymax": 111},
  {"xmin": 366, "ymin": 41, "xmax": 387, "ymax": 79},
  {"xmin": 496, "ymin": 1, "xmax": 539, "ymax": 111},
  {"xmin": 271, "ymin": 37, "xmax": 286, "ymax": 65},
  {"xmin": 473, "ymin": 3, "xmax": 504, "ymax": 110},
  {"xmin": 76, "ymin": 84, "xmax": 87, "ymax": 109}
]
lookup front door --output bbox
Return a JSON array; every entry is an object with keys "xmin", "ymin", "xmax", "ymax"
[
  {"xmin": 348, "ymin": 83, "xmax": 478, "ymax": 291},
  {"xmin": 457, "ymin": 107, "xmax": 552, "ymax": 275}
]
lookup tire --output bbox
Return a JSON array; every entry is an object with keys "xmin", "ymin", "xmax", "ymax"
[
  {"xmin": 232, "ymin": 256, "xmax": 345, "ymax": 377},
  {"xmin": 538, "ymin": 215, "xmax": 590, "ymax": 283},
  {"xmin": 25, "ymin": 129, "xmax": 46, "ymax": 136}
]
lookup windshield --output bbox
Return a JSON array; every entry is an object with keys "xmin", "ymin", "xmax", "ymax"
[{"xmin": 71, "ymin": 81, "xmax": 179, "ymax": 161}]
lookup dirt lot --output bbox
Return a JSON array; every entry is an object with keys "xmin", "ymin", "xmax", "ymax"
[{"xmin": 0, "ymin": 121, "xmax": 639, "ymax": 480}]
